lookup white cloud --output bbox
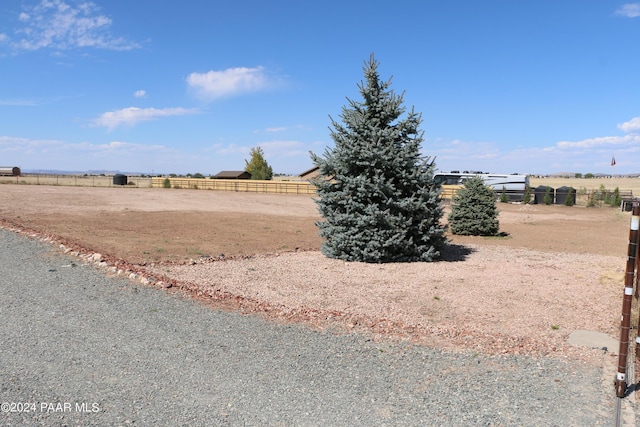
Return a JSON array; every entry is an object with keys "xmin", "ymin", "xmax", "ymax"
[
  {"xmin": 74, "ymin": 140, "xmax": 170, "ymax": 154},
  {"xmin": 186, "ymin": 66, "xmax": 273, "ymax": 100},
  {"xmin": 618, "ymin": 116, "xmax": 640, "ymax": 133},
  {"xmin": 133, "ymin": 90, "xmax": 147, "ymax": 98},
  {"xmin": 0, "ymin": 135, "xmax": 180, "ymax": 172},
  {"xmin": 206, "ymin": 143, "xmax": 249, "ymax": 155},
  {"xmin": 8, "ymin": 0, "xmax": 139, "ymax": 52},
  {"xmin": 0, "ymin": 135, "xmax": 64, "ymax": 154},
  {"xmin": 253, "ymin": 125, "xmax": 312, "ymax": 134},
  {"xmin": 260, "ymin": 140, "xmax": 307, "ymax": 157},
  {"xmin": 0, "ymin": 135, "xmax": 163, "ymax": 154},
  {"xmin": 615, "ymin": 3, "xmax": 640, "ymax": 18},
  {"xmin": 92, "ymin": 107, "xmax": 198, "ymax": 129},
  {"xmin": 556, "ymin": 134, "xmax": 640, "ymax": 149},
  {"xmin": 425, "ymin": 126, "xmax": 640, "ymax": 175},
  {"xmin": 0, "ymin": 98, "xmax": 41, "ymax": 106}
]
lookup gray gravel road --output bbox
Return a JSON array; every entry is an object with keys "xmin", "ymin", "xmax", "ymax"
[{"xmin": 0, "ymin": 228, "xmax": 626, "ymax": 426}]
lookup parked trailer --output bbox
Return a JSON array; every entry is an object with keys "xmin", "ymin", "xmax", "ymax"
[
  {"xmin": 0, "ymin": 166, "xmax": 21, "ymax": 176},
  {"xmin": 434, "ymin": 171, "xmax": 529, "ymax": 201}
]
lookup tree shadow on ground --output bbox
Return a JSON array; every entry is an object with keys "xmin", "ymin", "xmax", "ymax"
[{"xmin": 440, "ymin": 243, "xmax": 475, "ymax": 262}]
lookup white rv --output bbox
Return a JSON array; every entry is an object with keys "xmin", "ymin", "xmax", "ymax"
[{"xmin": 434, "ymin": 171, "xmax": 529, "ymax": 201}]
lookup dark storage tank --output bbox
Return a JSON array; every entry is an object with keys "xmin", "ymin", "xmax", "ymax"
[
  {"xmin": 622, "ymin": 199, "xmax": 635, "ymax": 211},
  {"xmin": 113, "ymin": 174, "xmax": 128, "ymax": 185},
  {"xmin": 555, "ymin": 186, "xmax": 576, "ymax": 205},
  {"xmin": 533, "ymin": 185, "xmax": 554, "ymax": 204}
]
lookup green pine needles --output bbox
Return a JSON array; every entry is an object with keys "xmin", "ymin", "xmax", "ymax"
[
  {"xmin": 310, "ymin": 55, "xmax": 445, "ymax": 263},
  {"xmin": 448, "ymin": 176, "xmax": 500, "ymax": 236}
]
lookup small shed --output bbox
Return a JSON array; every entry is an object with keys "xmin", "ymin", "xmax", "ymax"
[{"xmin": 213, "ymin": 171, "xmax": 252, "ymax": 180}]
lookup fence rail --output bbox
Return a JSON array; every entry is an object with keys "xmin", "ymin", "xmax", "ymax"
[
  {"xmin": 2, "ymin": 175, "xmax": 635, "ymax": 207},
  {"xmin": 152, "ymin": 177, "xmax": 317, "ymax": 195},
  {"xmin": 0, "ymin": 174, "xmax": 153, "ymax": 187}
]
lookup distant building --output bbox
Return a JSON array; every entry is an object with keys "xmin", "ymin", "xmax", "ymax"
[
  {"xmin": 298, "ymin": 166, "xmax": 320, "ymax": 181},
  {"xmin": 213, "ymin": 170, "xmax": 252, "ymax": 180}
]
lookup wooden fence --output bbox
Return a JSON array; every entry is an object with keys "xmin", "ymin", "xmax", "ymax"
[
  {"xmin": 1, "ymin": 174, "xmax": 153, "ymax": 187},
  {"xmin": 152, "ymin": 177, "xmax": 317, "ymax": 195},
  {"xmin": 3, "ymin": 175, "xmax": 634, "ymax": 207}
]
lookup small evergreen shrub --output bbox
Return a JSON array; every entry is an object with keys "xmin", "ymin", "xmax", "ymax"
[
  {"xmin": 448, "ymin": 176, "xmax": 499, "ymax": 236},
  {"xmin": 523, "ymin": 186, "xmax": 532, "ymax": 204},
  {"xmin": 500, "ymin": 186, "xmax": 509, "ymax": 203},
  {"xmin": 564, "ymin": 188, "xmax": 575, "ymax": 206},
  {"xmin": 162, "ymin": 178, "xmax": 171, "ymax": 188},
  {"xmin": 544, "ymin": 187, "xmax": 553, "ymax": 205},
  {"xmin": 596, "ymin": 184, "xmax": 607, "ymax": 203},
  {"xmin": 608, "ymin": 187, "xmax": 622, "ymax": 207}
]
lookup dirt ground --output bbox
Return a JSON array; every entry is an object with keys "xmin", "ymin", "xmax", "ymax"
[
  {"xmin": 0, "ymin": 185, "xmax": 630, "ymax": 263},
  {"xmin": 0, "ymin": 184, "xmax": 634, "ymax": 362},
  {"xmin": 0, "ymin": 186, "xmax": 323, "ymax": 264}
]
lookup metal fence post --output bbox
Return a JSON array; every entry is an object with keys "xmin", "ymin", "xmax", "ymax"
[
  {"xmin": 635, "ymin": 204, "xmax": 640, "ymax": 363},
  {"xmin": 616, "ymin": 204, "xmax": 640, "ymax": 397}
]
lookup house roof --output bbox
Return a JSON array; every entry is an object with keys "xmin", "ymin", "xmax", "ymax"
[
  {"xmin": 298, "ymin": 166, "xmax": 319, "ymax": 178},
  {"xmin": 213, "ymin": 170, "xmax": 251, "ymax": 179}
]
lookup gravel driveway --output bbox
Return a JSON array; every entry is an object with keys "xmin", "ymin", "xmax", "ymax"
[{"xmin": 0, "ymin": 229, "xmax": 627, "ymax": 426}]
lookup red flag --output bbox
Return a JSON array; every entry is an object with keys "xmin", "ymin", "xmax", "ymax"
[{"xmin": 611, "ymin": 156, "xmax": 616, "ymax": 166}]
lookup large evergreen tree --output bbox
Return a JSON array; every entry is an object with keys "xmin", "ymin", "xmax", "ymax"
[
  {"xmin": 310, "ymin": 55, "xmax": 445, "ymax": 263},
  {"xmin": 245, "ymin": 146, "xmax": 273, "ymax": 180},
  {"xmin": 448, "ymin": 176, "xmax": 499, "ymax": 236}
]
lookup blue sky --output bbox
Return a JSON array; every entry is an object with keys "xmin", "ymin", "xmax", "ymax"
[{"xmin": 1, "ymin": 0, "xmax": 639, "ymax": 176}]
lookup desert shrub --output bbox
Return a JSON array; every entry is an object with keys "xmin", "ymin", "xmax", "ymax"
[
  {"xmin": 448, "ymin": 176, "xmax": 499, "ymax": 236},
  {"xmin": 162, "ymin": 178, "xmax": 171, "ymax": 188}
]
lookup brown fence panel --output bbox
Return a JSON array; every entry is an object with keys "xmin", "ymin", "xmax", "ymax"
[
  {"xmin": 2, "ymin": 174, "xmax": 153, "ymax": 187},
  {"xmin": 151, "ymin": 177, "xmax": 317, "ymax": 195}
]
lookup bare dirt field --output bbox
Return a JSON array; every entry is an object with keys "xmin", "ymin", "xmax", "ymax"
[{"xmin": 0, "ymin": 184, "xmax": 633, "ymax": 363}]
